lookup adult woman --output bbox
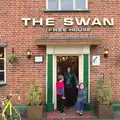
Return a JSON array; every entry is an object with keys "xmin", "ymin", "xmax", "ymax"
[{"xmin": 64, "ymin": 67, "xmax": 78, "ymax": 108}]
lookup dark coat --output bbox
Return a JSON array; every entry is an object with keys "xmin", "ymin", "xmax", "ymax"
[{"xmin": 64, "ymin": 72, "xmax": 78, "ymax": 88}]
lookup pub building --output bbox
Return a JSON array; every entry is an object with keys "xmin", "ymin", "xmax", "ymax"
[{"xmin": 0, "ymin": 0, "xmax": 120, "ymax": 112}]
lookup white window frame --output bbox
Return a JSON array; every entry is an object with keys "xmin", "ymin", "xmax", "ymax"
[
  {"xmin": 46, "ymin": 0, "xmax": 88, "ymax": 10},
  {"xmin": 0, "ymin": 47, "xmax": 6, "ymax": 83}
]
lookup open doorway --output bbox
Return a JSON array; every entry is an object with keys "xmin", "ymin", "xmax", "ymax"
[
  {"xmin": 57, "ymin": 56, "xmax": 79, "ymax": 79},
  {"xmin": 57, "ymin": 56, "xmax": 79, "ymax": 108}
]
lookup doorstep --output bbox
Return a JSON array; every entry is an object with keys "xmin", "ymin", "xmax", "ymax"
[{"xmin": 46, "ymin": 108, "xmax": 94, "ymax": 120}]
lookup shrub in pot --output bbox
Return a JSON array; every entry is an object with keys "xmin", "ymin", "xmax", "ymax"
[
  {"xmin": 8, "ymin": 55, "xmax": 17, "ymax": 63},
  {"xmin": 94, "ymin": 78, "xmax": 113, "ymax": 118},
  {"xmin": 27, "ymin": 83, "xmax": 44, "ymax": 120}
]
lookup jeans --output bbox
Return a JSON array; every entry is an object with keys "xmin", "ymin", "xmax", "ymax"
[
  {"xmin": 74, "ymin": 102, "xmax": 85, "ymax": 111},
  {"xmin": 79, "ymin": 103, "xmax": 84, "ymax": 111}
]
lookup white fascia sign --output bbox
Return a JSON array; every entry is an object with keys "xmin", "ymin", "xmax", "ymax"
[{"xmin": 22, "ymin": 17, "xmax": 114, "ymax": 27}]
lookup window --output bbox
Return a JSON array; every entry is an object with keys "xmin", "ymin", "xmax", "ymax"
[
  {"xmin": 0, "ymin": 47, "xmax": 6, "ymax": 83},
  {"xmin": 47, "ymin": 0, "xmax": 88, "ymax": 10}
]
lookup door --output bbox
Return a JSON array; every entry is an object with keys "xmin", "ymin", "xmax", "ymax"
[{"xmin": 54, "ymin": 55, "xmax": 83, "ymax": 109}]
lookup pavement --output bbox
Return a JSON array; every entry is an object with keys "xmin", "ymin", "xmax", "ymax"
[{"xmin": 22, "ymin": 111, "xmax": 120, "ymax": 120}]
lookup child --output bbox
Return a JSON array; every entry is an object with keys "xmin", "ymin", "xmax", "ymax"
[
  {"xmin": 74, "ymin": 83, "xmax": 87, "ymax": 116},
  {"xmin": 56, "ymin": 75, "xmax": 66, "ymax": 115}
]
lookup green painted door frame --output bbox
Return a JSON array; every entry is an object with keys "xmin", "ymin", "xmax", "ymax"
[
  {"xmin": 46, "ymin": 54, "xmax": 89, "ymax": 111},
  {"xmin": 46, "ymin": 54, "xmax": 54, "ymax": 112},
  {"xmin": 83, "ymin": 54, "xmax": 89, "ymax": 102}
]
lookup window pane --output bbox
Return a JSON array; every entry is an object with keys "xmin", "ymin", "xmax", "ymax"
[
  {"xmin": 75, "ymin": 0, "xmax": 86, "ymax": 9},
  {"xmin": 0, "ymin": 60, "xmax": 4, "ymax": 70},
  {"xmin": 61, "ymin": 0, "xmax": 73, "ymax": 10},
  {"xmin": 0, "ymin": 47, "xmax": 4, "ymax": 58},
  {"xmin": 48, "ymin": 0, "xmax": 58, "ymax": 10},
  {"xmin": 0, "ymin": 72, "xmax": 4, "ymax": 82}
]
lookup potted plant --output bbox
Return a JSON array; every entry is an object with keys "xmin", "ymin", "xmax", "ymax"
[
  {"xmin": 8, "ymin": 55, "xmax": 17, "ymax": 63},
  {"xmin": 94, "ymin": 78, "xmax": 113, "ymax": 118},
  {"xmin": 27, "ymin": 83, "xmax": 44, "ymax": 120}
]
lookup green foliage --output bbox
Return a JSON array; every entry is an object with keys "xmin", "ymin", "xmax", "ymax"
[
  {"xmin": 95, "ymin": 78, "xmax": 112, "ymax": 105},
  {"xmin": 8, "ymin": 55, "xmax": 17, "ymax": 63},
  {"xmin": 27, "ymin": 83, "xmax": 43, "ymax": 106}
]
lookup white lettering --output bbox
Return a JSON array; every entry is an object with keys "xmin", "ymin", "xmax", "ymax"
[
  {"xmin": 75, "ymin": 18, "xmax": 90, "ymax": 26},
  {"xmin": 32, "ymin": 18, "xmax": 43, "ymax": 26},
  {"xmin": 22, "ymin": 17, "xmax": 114, "ymax": 27},
  {"xmin": 103, "ymin": 18, "xmax": 114, "ymax": 26},
  {"xmin": 46, "ymin": 18, "xmax": 55, "ymax": 26},
  {"xmin": 48, "ymin": 28, "xmax": 52, "ymax": 32},
  {"xmin": 22, "ymin": 18, "xmax": 31, "ymax": 26},
  {"xmin": 53, "ymin": 28, "xmax": 58, "ymax": 32},
  {"xmin": 87, "ymin": 27, "xmax": 91, "ymax": 32},
  {"xmin": 91, "ymin": 18, "xmax": 102, "ymax": 26},
  {"xmin": 68, "ymin": 27, "xmax": 91, "ymax": 32},
  {"xmin": 64, "ymin": 18, "xmax": 73, "ymax": 26}
]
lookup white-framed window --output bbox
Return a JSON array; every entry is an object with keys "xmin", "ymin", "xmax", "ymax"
[
  {"xmin": 0, "ymin": 47, "xmax": 6, "ymax": 83},
  {"xmin": 46, "ymin": 0, "xmax": 88, "ymax": 10}
]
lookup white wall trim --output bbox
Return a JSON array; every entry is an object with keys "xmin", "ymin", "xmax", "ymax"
[
  {"xmin": 53, "ymin": 55, "xmax": 57, "ymax": 109},
  {"xmin": 46, "ymin": 0, "xmax": 88, "ymax": 10},
  {"xmin": 88, "ymin": 54, "xmax": 90, "ymax": 103},
  {"xmin": 79, "ymin": 55, "xmax": 83, "ymax": 83},
  {"xmin": 81, "ymin": 54, "xmax": 84, "ymax": 84},
  {"xmin": 47, "ymin": 45, "xmax": 90, "ymax": 55},
  {"xmin": 46, "ymin": 0, "xmax": 48, "ymax": 9},
  {"xmin": 86, "ymin": 0, "xmax": 88, "ymax": 10},
  {"xmin": 4, "ymin": 47, "xmax": 6, "ymax": 83},
  {"xmin": 0, "ymin": 47, "xmax": 6, "ymax": 83}
]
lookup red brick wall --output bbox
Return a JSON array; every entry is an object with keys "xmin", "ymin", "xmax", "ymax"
[
  {"xmin": 0, "ymin": 0, "xmax": 120, "ymax": 103},
  {"xmin": 0, "ymin": 0, "xmax": 47, "ymax": 104}
]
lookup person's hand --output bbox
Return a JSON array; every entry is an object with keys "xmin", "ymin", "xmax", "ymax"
[{"xmin": 62, "ymin": 96, "xmax": 66, "ymax": 99}]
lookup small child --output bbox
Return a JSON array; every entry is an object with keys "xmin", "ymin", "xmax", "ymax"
[
  {"xmin": 56, "ymin": 75, "xmax": 66, "ymax": 115},
  {"xmin": 74, "ymin": 83, "xmax": 87, "ymax": 116}
]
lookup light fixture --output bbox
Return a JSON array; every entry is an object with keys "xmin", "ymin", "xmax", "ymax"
[
  {"xmin": 0, "ymin": 53, "xmax": 2, "ymax": 58},
  {"xmin": 104, "ymin": 49, "xmax": 109, "ymax": 58},
  {"xmin": 26, "ymin": 49, "xmax": 32, "ymax": 59},
  {"xmin": 62, "ymin": 56, "xmax": 65, "ymax": 61}
]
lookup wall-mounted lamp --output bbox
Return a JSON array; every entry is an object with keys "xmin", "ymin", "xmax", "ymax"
[
  {"xmin": 0, "ymin": 53, "xmax": 3, "ymax": 58},
  {"xmin": 26, "ymin": 49, "xmax": 32, "ymax": 59},
  {"xmin": 104, "ymin": 49, "xmax": 109, "ymax": 58}
]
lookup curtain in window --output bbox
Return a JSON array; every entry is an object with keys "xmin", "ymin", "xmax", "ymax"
[
  {"xmin": 61, "ymin": 0, "xmax": 73, "ymax": 10},
  {"xmin": 48, "ymin": 0, "xmax": 59, "ymax": 10},
  {"xmin": 75, "ymin": 0, "xmax": 86, "ymax": 9}
]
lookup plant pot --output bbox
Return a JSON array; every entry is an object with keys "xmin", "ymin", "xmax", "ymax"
[
  {"xmin": 8, "ymin": 55, "xmax": 17, "ymax": 63},
  {"xmin": 95, "ymin": 102, "xmax": 114, "ymax": 118},
  {"xmin": 9, "ymin": 60, "xmax": 14, "ymax": 64},
  {"xmin": 27, "ymin": 104, "xmax": 44, "ymax": 120}
]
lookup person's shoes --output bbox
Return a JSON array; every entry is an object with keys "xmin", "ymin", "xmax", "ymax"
[
  {"xmin": 77, "ymin": 111, "xmax": 79, "ymax": 114},
  {"xmin": 60, "ymin": 112, "xmax": 66, "ymax": 115},
  {"xmin": 79, "ymin": 111, "xmax": 83, "ymax": 116},
  {"xmin": 57, "ymin": 110, "xmax": 60, "ymax": 113}
]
